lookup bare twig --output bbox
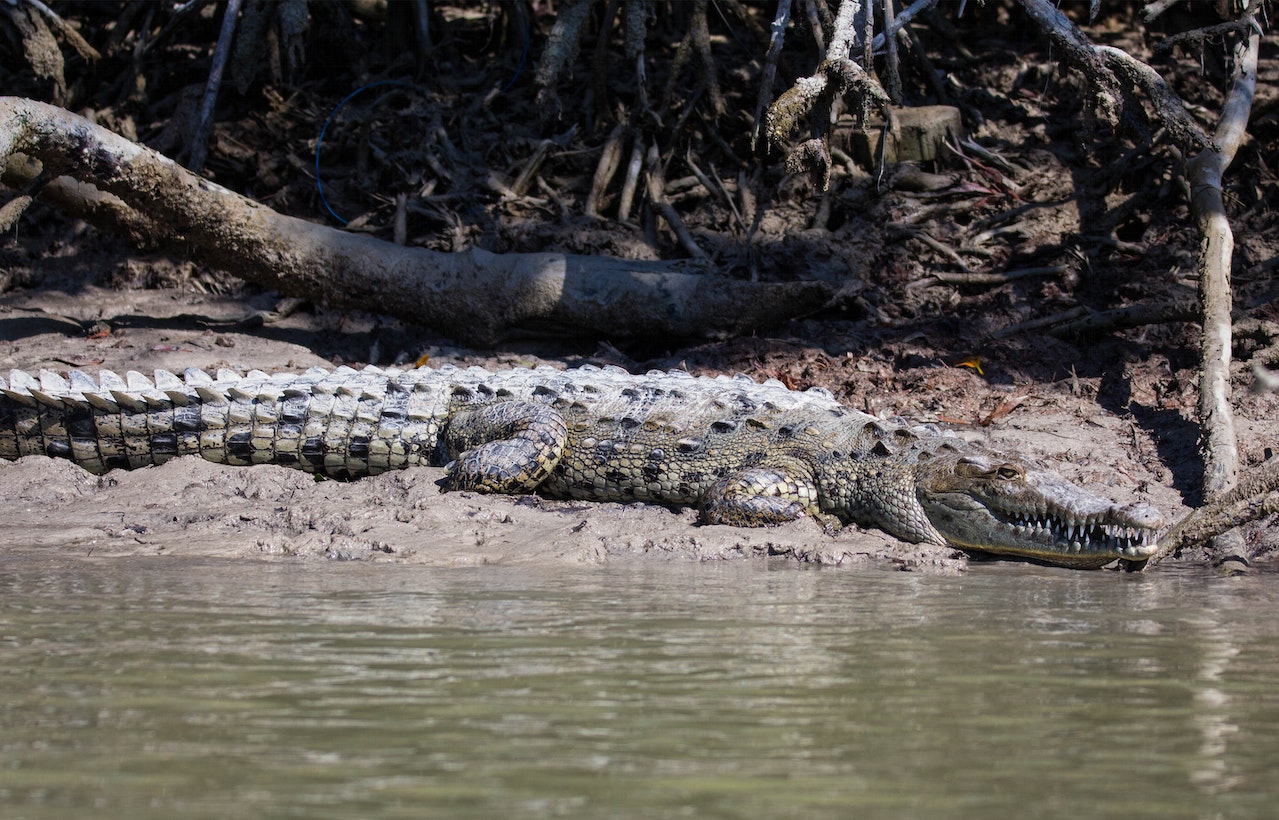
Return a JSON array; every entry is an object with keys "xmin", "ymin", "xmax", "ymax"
[
  {"xmin": 617, "ymin": 130, "xmax": 645, "ymax": 223},
  {"xmin": 646, "ymin": 143, "xmax": 707, "ymax": 259},
  {"xmin": 802, "ymin": 0, "xmax": 826, "ymax": 53},
  {"xmin": 869, "ymin": 0, "xmax": 940, "ymax": 52},
  {"xmin": 992, "ymin": 306, "xmax": 1090, "ymax": 339},
  {"xmin": 187, "ymin": 0, "xmax": 241, "ymax": 174},
  {"xmin": 1045, "ymin": 301, "xmax": 1200, "ymax": 339},
  {"xmin": 1154, "ymin": 20, "xmax": 1255, "ymax": 55},
  {"xmin": 883, "ymin": 0, "xmax": 903, "ymax": 104},
  {"xmin": 916, "ymin": 266, "xmax": 1066, "ymax": 287},
  {"xmin": 752, "ymin": 0, "xmax": 792, "ymax": 150},
  {"xmin": 890, "ymin": 224, "xmax": 969, "ymax": 270},
  {"xmin": 684, "ymin": 152, "xmax": 746, "ymax": 234},
  {"xmin": 511, "ymin": 127, "xmax": 576, "ymax": 198},
  {"xmin": 586, "ymin": 123, "xmax": 626, "ymax": 218}
]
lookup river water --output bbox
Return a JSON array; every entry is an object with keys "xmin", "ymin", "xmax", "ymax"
[{"xmin": 2, "ymin": 554, "xmax": 1277, "ymax": 818}]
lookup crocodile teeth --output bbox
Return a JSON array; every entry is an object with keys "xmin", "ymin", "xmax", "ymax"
[{"xmin": 126, "ymin": 371, "xmax": 154, "ymax": 390}]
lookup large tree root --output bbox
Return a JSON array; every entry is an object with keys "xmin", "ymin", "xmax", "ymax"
[
  {"xmin": 1181, "ymin": 21, "xmax": 1260, "ymax": 559},
  {"xmin": 1154, "ymin": 456, "xmax": 1279, "ymax": 565},
  {"xmin": 0, "ymin": 97, "xmax": 831, "ymax": 346}
]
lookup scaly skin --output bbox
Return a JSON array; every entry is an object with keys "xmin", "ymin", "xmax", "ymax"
[{"xmin": 0, "ymin": 363, "xmax": 1163, "ymax": 568}]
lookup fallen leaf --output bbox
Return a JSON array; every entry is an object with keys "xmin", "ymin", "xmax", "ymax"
[
  {"xmin": 954, "ymin": 355, "xmax": 984, "ymax": 375},
  {"xmin": 980, "ymin": 395, "xmax": 1028, "ymax": 425}
]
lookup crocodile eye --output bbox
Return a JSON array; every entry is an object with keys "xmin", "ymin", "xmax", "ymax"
[{"xmin": 996, "ymin": 465, "xmax": 1022, "ymax": 480}]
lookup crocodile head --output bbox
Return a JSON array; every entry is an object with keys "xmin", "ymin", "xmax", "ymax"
[{"xmin": 911, "ymin": 451, "xmax": 1163, "ymax": 568}]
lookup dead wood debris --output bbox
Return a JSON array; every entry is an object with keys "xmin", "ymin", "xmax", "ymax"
[
  {"xmin": 0, "ymin": 97, "xmax": 829, "ymax": 344},
  {"xmin": 763, "ymin": 0, "xmax": 894, "ymax": 188}
]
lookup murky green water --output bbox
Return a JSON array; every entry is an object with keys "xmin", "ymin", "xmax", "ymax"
[{"xmin": 2, "ymin": 555, "xmax": 1278, "ymax": 818}]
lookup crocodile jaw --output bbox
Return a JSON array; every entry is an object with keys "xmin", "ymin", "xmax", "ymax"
[{"xmin": 914, "ymin": 453, "xmax": 1163, "ymax": 568}]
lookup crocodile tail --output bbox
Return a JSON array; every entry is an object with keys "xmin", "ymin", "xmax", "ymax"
[{"xmin": 0, "ymin": 366, "xmax": 442, "ymax": 477}]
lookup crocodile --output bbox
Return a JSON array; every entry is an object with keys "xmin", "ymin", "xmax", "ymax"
[{"xmin": 0, "ymin": 363, "xmax": 1163, "ymax": 568}]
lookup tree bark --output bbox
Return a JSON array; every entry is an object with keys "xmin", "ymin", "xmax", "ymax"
[
  {"xmin": 1016, "ymin": 0, "xmax": 1212, "ymax": 151},
  {"xmin": 0, "ymin": 97, "xmax": 831, "ymax": 346},
  {"xmin": 1182, "ymin": 22, "xmax": 1260, "ymax": 560},
  {"xmin": 1155, "ymin": 456, "xmax": 1279, "ymax": 561}
]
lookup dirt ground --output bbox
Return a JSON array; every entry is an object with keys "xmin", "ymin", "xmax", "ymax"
[
  {"xmin": 2, "ymin": 3, "xmax": 1278, "ymax": 571},
  {"xmin": 1, "ymin": 275, "xmax": 1271, "ymax": 574}
]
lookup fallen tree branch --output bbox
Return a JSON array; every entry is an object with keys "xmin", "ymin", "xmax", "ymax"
[
  {"xmin": 0, "ymin": 97, "xmax": 831, "ymax": 346},
  {"xmin": 916, "ymin": 265, "xmax": 1066, "ymax": 287},
  {"xmin": 990, "ymin": 301, "xmax": 1198, "ymax": 339},
  {"xmin": 1153, "ymin": 20, "xmax": 1255, "ymax": 55},
  {"xmin": 1046, "ymin": 300, "xmax": 1200, "ymax": 339}
]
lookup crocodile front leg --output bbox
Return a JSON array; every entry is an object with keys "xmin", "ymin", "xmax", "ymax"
[
  {"xmin": 699, "ymin": 458, "xmax": 827, "ymax": 527},
  {"xmin": 441, "ymin": 401, "xmax": 568, "ymax": 493}
]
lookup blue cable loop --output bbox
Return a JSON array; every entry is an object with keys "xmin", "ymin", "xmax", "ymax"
[
  {"xmin": 500, "ymin": 7, "xmax": 531, "ymax": 94},
  {"xmin": 315, "ymin": 80, "xmax": 426, "ymax": 225}
]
